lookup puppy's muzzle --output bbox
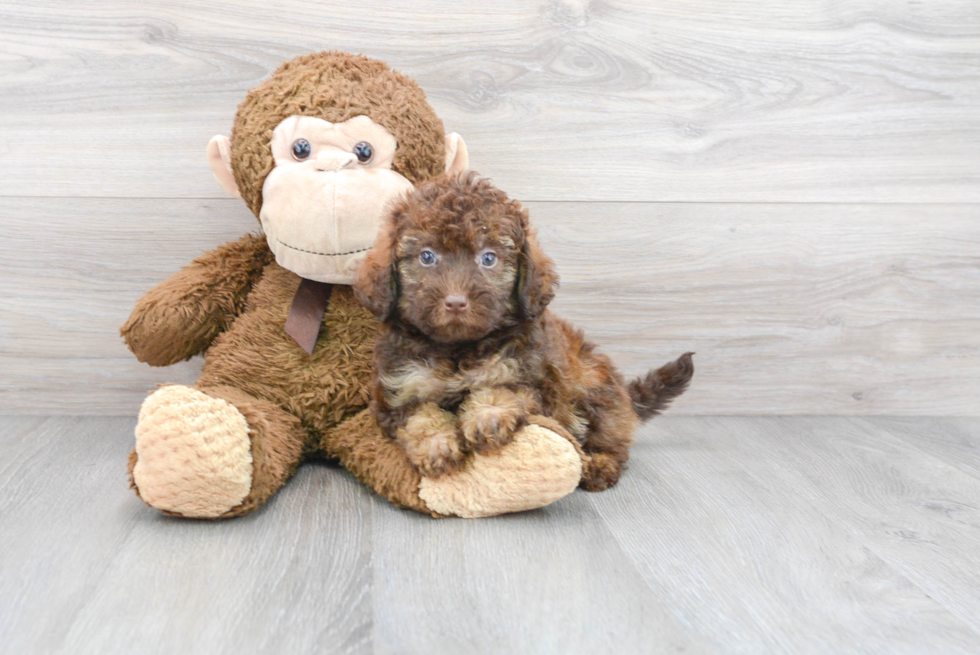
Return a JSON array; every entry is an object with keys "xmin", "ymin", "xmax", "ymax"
[{"xmin": 443, "ymin": 293, "xmax": 469, "ymax": 314}]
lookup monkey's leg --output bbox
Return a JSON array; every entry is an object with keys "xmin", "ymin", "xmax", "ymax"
[
  {"xmin": 318, "ymin": 410, "xmax": 430, "ymax": 514},
  {"xmin": 322, "ymin": 410, "xmax": 585, "ymax": 518},
  {"xmin": 128, "ymin": 384, "xmax": 307, "ymax": 519}
]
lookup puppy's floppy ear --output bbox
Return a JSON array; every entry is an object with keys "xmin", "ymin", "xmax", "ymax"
[
  {"xmin": 515, "ymin": 227, "xmax": 559, "ymax": 319},
  {"xmin": 354, "ymin": 223, "xmax": 400, "ymax": 321}
]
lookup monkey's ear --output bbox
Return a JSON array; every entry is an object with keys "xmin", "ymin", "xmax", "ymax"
[
  {"xmin": 353, "ymin": 230, "xmax": 399, "ymax": 321},
  {"xmin": 516, "ymin": 230, "xmax": 559, "ymax": 320},
  {"xmin": 444, "ymin": 133, "xmax": 469, "ymax": 175},
  {"xmin": 207, "ymin": 135, "xmax": 241, "ymax": 198}
]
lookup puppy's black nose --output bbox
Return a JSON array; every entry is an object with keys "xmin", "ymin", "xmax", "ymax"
[{"xmin": 443, "ymin": 294, "xmax": 469, "ymax": 313}]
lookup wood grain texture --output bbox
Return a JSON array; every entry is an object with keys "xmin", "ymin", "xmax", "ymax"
[
  {"xmin": 707, "ymin": 416, "xmax": 980, "ymax": 636},
  {"xmin": 594, "ymin": 417, "xmax": 980, "ymax": 653},
  {"xmin": 542, "ymin": 201, "xmax": 980, "ymax": 415},
  {"xmin": 2, "ymin": 197, "xmax": 977, "ymax": 415},
  {"xmin": 857, "ymin": 417, "xmax": 980, "ymax": 481},
  {"xmin": 371, "ymin": 495, "xmax": 706, "ymax": 654},
  {"xmin": 3, "ymin": 416, "xmax": 980, "ymax": 653},
  {"xmin": 0, "ymin": 416, "xmax": 374, "ymax": 655},
  {"xmin": 0, "ymin": 0, "xmax": 978, "ymax": 201}
]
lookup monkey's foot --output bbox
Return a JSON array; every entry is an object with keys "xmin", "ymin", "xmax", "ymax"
[
  {"xmin": 418, "ymin": 418, "xmax": 583, "ymax": 518},
  {"xmin": 132, "ymin": 385, "xmax": 253, "ymax": 518}
]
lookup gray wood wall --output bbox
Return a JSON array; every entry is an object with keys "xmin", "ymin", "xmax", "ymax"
[{"xmin": 1, "ymin": 0, "xmax": 978, "ymax": 415}]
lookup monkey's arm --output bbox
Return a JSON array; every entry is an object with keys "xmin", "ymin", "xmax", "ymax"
[{"xmin": 121, "ymin": 233, "xmax": 273, "ymax": 366}]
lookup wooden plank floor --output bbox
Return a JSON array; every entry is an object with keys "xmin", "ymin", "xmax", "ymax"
[{"xmin": 3, "ymin": 416, "xmax": 980, "ymax": 654}]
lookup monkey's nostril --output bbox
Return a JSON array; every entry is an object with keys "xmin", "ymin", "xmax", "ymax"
[
  {"xmin": 315, "ymin": 152, "xmax": 356, "ymax": 172},
  {"xmin": 443, "ymin": 294, "xmax": 469, "ymax": 313}
]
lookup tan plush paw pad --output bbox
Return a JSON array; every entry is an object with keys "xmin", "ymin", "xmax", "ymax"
[
  {"xmin": 133, "ymin": 386, "xmax": 252, "ymax": 518},
  {"xmin": 418, "ymin": 424, "xmax": 582, "ymax": 518}
]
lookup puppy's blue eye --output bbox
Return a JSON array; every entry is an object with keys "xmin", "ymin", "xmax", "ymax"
[
  {"xmin": 353, "ymin": 141, "xmax": 373, "ymax": 163},
  {"xmin": 480, "ymin": 251, "xmax": 497, "ymax": 267},
  {"xmin": 291, "ymin": 139, "xmax": 311, "ymax": 160},
  {"xmin": 419, "ymin": 250, "xmax": 436, "ymax": 267}
]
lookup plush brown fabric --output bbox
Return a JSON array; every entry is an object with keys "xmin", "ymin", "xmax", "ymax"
[
  {"xmin": 231, "ymin": 52, "xmax": 447, "ymax": 218},
  {"xmin": 202, "ymin": 385, "xmax": 310, "ymax": 518},
  {"xmin": 121, "ymin": 234, "xmax": 273, "ymax": 367},
  {"xmin": 125, "ymin": 253, "xmax": 434, "ymax": 516},
  {"xmin": 196, "ymin": 268, "xmax": 375, "ymax": 426},
  {"xmin": 318, "ymin": 409, "xmax": 432, "ymax": 515},
  {"xmin": 122, "ymin": 52, "xmax": 587, "ymax": 520}
]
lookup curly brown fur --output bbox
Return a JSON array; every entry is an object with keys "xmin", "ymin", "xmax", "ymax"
[
  {"xmin": 355, "ymin": 173, "xmax": 694, "ymax": 489},
  {"xmin": 459, "ymin": 387, "xmax": 533, "ymax": 454},
  {"xmin": 396, "ymin": 403, "xmax": 466, "ymax": 476},
  {"xmin": 629, "ymin": 352, "xmax": 695, "ymax": 420}
]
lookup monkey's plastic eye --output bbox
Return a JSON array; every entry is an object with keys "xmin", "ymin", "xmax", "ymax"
[
  {"xmin": 291, "ymin": 139, "xmax": 312, "ymax": 160},
  {"xmin": 480, "ymin": 251, "xmax": 498, "ymax": 268},
  {"xmin": 353, "ymin": 141, "xmax": 374, "ymax": 163},
  {"xmin": 419, "ymin": 249, "xmax": 437, "ymax": 267}
]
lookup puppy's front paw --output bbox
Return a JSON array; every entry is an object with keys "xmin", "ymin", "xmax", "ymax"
[
  {"xmin": 398, "ymin": 403, "xmax": 466, "ymax": 478},
  {"xmin": 462, "ymin": 406, "xmax": 523, "ymax": 454},
  {"xmin": 405, "ymin": 431, "xmax": 466, "ymax": 477},
  {"xmin": 460, "ymin": 389, "xmax": 528, "ymax": 454}
]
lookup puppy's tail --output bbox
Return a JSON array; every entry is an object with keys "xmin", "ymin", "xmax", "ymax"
[{"xmin": 628, "ymin": 352, "xmax": 695, "ymax": 421}]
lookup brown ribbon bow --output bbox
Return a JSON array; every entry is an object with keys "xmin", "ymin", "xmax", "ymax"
[{"xmin": 284, "ymin": 279, "xmax": 334, "ymax": 355}]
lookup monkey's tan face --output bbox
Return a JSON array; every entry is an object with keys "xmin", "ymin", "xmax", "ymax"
[{"xmin": 259, "ymin": 115, "xmax": 414, "ymax": 283}]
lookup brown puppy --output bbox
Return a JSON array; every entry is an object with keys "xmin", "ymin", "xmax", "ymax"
[{"xmin": 355, "ymin": 173, "xmax": 693, "ymax": 491}]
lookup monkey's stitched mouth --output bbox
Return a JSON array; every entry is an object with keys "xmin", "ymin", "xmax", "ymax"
[{"xmin": 276, "ymin": 238, "xmax": 371, "ymax": 257}]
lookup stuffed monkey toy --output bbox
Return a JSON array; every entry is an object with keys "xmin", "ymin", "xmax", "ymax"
[{"xmin": 121, "ymin": 52, "xmax": 586, "ymax": 519}]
